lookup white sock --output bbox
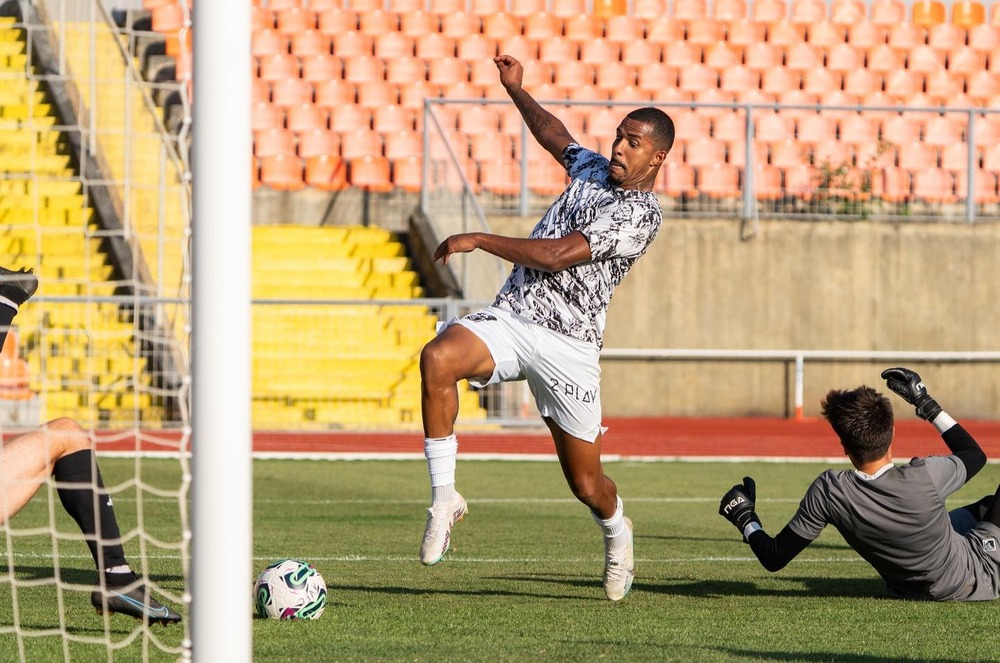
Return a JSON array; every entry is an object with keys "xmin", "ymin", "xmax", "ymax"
[
  {"xmin": 592, "ymin": 496, "xmax": 627, "ymax": 550},
  {"xmin": 424, "ymin": 434, "xmax": 458, "ymax": 505}
]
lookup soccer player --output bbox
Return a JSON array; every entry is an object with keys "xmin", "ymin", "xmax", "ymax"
[
  {"xmin": 0, "ymin": 266, "xmax": 182, "ymax": 624},
  {"xmin": 418, "ymin": 55, "xmax": 675, "ymax": 601},
  {"xmin": 719, "ymin": 367, "xmax": 1000, "ymax": 601}
]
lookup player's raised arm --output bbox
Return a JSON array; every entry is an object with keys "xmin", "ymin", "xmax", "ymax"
[
  {"xmin": 881, "ymin": 367, "xmax": 986, "ymax": 481},
  {"xmin": 495, "ymin": 55, "xmax": 575, "ymax": 165}
]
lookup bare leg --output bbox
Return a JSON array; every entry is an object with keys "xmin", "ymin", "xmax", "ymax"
[
  {"xmin": 547, "ymin": 419, "xmax": 618, "ymax": 518},
  {"xmin": 0, "ymin": 417, "xmax": 91, "ymax": 523},
  {"xmin": 419, "ymin": 324, "xmax": 495, "ymax": 438}
]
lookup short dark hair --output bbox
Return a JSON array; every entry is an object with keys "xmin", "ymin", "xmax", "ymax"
[
  {"xmin": 626, "ymin": 107, "xmax": 675, "ymax": 153},
  {"xmin": 821, "ymin": 386, "xmax": 894, "ymax": 463}
]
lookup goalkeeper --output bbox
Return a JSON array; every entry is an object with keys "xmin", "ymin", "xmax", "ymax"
[
  {"xmin": 0, "ymin": 266, "xmax": 181, "ymax": 624},
  {"xmin": 719, "ymin": 367, "xmax": 1000, "ymax": 601}
]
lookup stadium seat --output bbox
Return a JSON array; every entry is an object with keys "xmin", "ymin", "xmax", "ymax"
[
  {"xmin": 761, "ymin": 68, "xmax": 800, "ymax": 96},
  {"xmin": 782, "ymin": 163, "xmax": 818, "ymax": 196},
  {"xmin": 317, "ymin": 8, "xmax": 357, "ymax": 35},
  {"xmin": 913, "ymin": 168, "xmax": 957, "ymax": 203},
  {"xmin": 510, "ymin": 0, "xmax": 546, "ymax": 16},
  {"xmin": 252, "ymin": 101, "xmax": 284, "ymax": 132},
  {"xmin": 539, "ymin": 37, "xmax": 578, "ymax": 64},
  {"xmin": 332, "ymin": 30, "xmax": 374, "ymax": 57},
  {"xmin": 479, "ymin": 157, "xmax": 522, "ymax": 195},
  {"xmin": 621, "ymin": 40, "xmax": 662, "ymax": 66},
  {"xmin": 751, "ymin": 163, "xmax": 783, "ymax": 199},
  {"xmin": 826, "ymin": 42, "xmax": 863, "ymax": 74},
  {"xmin": 416, "ymin": 33, "xmax": 456, "ymax": 60},
  {"xmin": 330, "ymin": 104, "xmax": 370, "ymax": 133},
  {"xmin": 552, "ymin": 0, "xmax": 587, "ymax": 17},
  {"xmin": 697, "ymin": 163, "xmax": 741, "ymax": 198},
  {"xmin": 564, "ymin": 14, "xmax": 604, "ymax": 41},
  {"xmin": 847, "ymin": 21, "xmax": 887, "ymax": 48},
  {"xmin": 634, "ymin": 0, "xmax": 668, "ymax": 18},
  {"xmin": 770, "ymin": 138, "xmax": 807, "ymax": 168},
  {"xmin": 430, "ymin": 0, "xmax": 465, "ymax": 13},
  {"xmin": 427, "ymin": 57, "xmax": 467, "ymax": 86},
  {"xmin": 672, "ymin": 108, "xmax": 712, "ymax": 142},
  {"xmin": 924, "ymin": 114, "xmax": 965, "ymax": 146},
  {"xmin": 260, "ymin": 154, "xmax": 305, "ymax": 191},
  {"xmin": 441, "ymin": 12, "xmax": 479, "ymax": 38},
  {"xmin": 595, "ymin": 61, "xmax": 635, "ymax": 90},
  {"xmin": 399, "ymin": 11, "xmax": 439, "ymax": 37},
  {"xmin": 255, "ymin": 128, "xmax": 297, "ymax": 157},
  {"xmin": 340, "ymin": 128, "xmax": 383, "ymax": 161},
  {"xmin": 908, "ymin": 45, "xmax": 947, "ymax": 73},
  {"xmin": 705, "ymin": 41, "xmax": 742, "ymax": 69},
  {"xmin": 685, "ymin": 136, "xmax": 726, "ymax": 167},
  {"xmin": 785, "ymin": 42, "xmax": 823, "ymax": 72},
  {"xmin": 884, "ymin": 70, "xmax": 923, "ymax": 100},
  {"xmin": 373, "ymin": 32, "xmax": 414, "ymax": 58},
  {"xmin": 349, "ymin": 155, "xmax": 393, "ymax": 191},
  {"xmin": 252, "ymin": 29, "xmax": 289, "ymax": 57},
  {"xmin": 831, "ymin": 0, "xmax": 866, "ymax": 24},
  {"xmin": 881, "ymin": 113, "xmax": 923, "ymax": 145},
  {"xmin": 871, "ymin": 0, "xmax": 907, "ymax": 25},
  {"xmin": 791, "ymin": 0, "xmax": 828, "ymax": 25},
  {"xmin": 867, "ymin": 44, "xmax": 905, "ymax": 73},
  {"xmin": 523, "ymin": 13, "xmax": 562, "ymax": 40},
  {"xmin": 637, "ymin": 62, "xmax": 678, "ymax": 92},
  {"xmin": 472, "ymin": 0, "xmax": 506, "ymax": 14},
  {"xmin": 726, "ymin": 18, "xmax": 767, "ymax": 46},
  {"xmin": 912, "ymin": 0, "xmax": 947, "ymax": 26},
  {"xmin": 967, "ymin": 23, "xmax": 999, "ymax": 51},
  {"xmin": 285, "ymin": 103, "xmax": 327, "ymax": 133},
  {"xmin": 392, "ymin": 154, "xmax": 423, "ymax": 193},
  {"xmin": 898, "ymin": 140, "xmax": 938, "ymax": 170},
  {"xmin": 297, "ymin": 127, "xmax": 340, "ymax": 159},
  {"xmin": 300, "ymin": 54, "xmax": 342, "ymax": 82},
  {"xmin": 481, "ymin": 13, "xmax": 521, "ymax": 40},
  {"xmin": 678, "ymin": 63, "xmax": 717, "ymax": 92},
  {"xmin": 952, "ymin": 0, "xmax": 986, "ymax": 27},
  {"xmin": 304, "ymin": 154, "xmax": 347, "ymax": 190},
  {"xmin": 843, "ymin": 69, "xmax": 882, "ymax": 97},
  {"xmin": 252, "ymin": 6, "xmax": 277, "ymax": 31},
  {"xmin": 276, "ymin": 7, "xmax": 316, "ymax": 33},
  {"xmin": 257, "ymin": 52, "xmax": 299, "ymax": 81},
  {"xmin": 594, "ymin": 0, "xmax": 628, "ymax": 17},
  {"xmin": 753, "ymin": 0, "xmax": 787, "ymax": 22},
  {"xmin": 744, "ymin": 42, "xmax": 782, "ymax": 70},
  {"xmin": 767, "ymin": 20, "xmax": 806, "ymax": 47},
  {"xmin": 580, "ymin": 39, "xmax": 621, "ymax": 65},
  {"xmin": 927, "ymin": 22, "xmax": 967, "ymax": 50},
  {"xmin": 314, "ymin": 79, "xmax": 355, "ymax": 110},
  {"xmin": 812, "ymin": 138, "xmax": 851, "ymax": 165},
  {"xmin": 664, "ymin": 41, "xmax": 701, "ymax": 68},
  {"xmin": 796, "ymin": 113, "xmax": 836, "ymax": 144},
  {"xmin": 806, "ymin": 20, "xmax": 846, "ymax": 47},
  {"xmin": 726, "ymin": 138, "xmax": 769, "ymax": 168},
  {"xmin": 343, "ymin": 55, "xmax": 384, "ymax": 84},
  {"xmin": 673, "ymin": 0, "xmax": 707, "ymax": 21},
  {"xmin": 605, "ymin": 15, "xmax": 644, "ymax": 43},
  {"xmin": 967, "ymin": 70, "xmax": 1000, "ymax": 101},
  {"xmin": 838, "ymin": 114, "xmax": 880, "ymax": 146},
  {"xmin": 687, "ymin": 18, "xmax": 725, "ymax": 45},
  {"xmin": 957, "ymin": 168, "xmax": 999, "ymax": 204},
  {"xmin": 271, "ymin": 78, "xmax": 313, "ymax": 108},
  {"xmin": 925, "ymin": 70, "xmax": 963, "ymax": 102},
  {"xmin": 714, "ymin": 0, "xmax": 747, "ymax": 20},
  {"xmin": 660, "ymin": 161, "xmax": 696, "ymax": 197},
  {"xmin": 719, "ymin": 64, "xmax": 759, "ymax": 95},
  {"xmin": 291, "ymin": 30, "xmax": 331, "ymax": 57}
]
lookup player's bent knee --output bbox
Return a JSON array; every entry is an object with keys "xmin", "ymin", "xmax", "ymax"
[
  {"xmin": 568, "ymin": 474, "xmax": 604, "ymax": 507},
  {"xmin": 43, "ymin": 418, "xmax": 89, "ymax": 454}
]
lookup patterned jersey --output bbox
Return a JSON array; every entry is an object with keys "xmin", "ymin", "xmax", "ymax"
[
  {"xmin": 789, "ymin": 455, "xmax": 999, "ymax": 600},
  {"xmin": 493, "ymin": 144, "xmax": 662, "ymax": 346}
]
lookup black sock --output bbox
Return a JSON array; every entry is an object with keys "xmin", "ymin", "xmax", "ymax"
[
  {"xmin": 984, "ymin": 484, "xmax": 1000, "ymax": 528},
  {"xmin": 53, "ymin": 450, "xmax": 128, "ymax": 573},
  {"xmin": 0, "ymin": 303, "xmax": 15, "ymax": 351}
]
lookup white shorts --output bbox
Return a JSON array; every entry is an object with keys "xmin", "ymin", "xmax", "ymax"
[{"xmin": 449, "ymin": 306, "xmax": 606, "ymax": 443}]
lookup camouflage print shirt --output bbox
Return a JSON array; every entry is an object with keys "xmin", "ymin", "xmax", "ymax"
[{"xmin": 493, "ymin": 144, "xmax": 663, "ymax": 347}]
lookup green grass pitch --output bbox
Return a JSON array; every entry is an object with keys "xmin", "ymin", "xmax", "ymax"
[{"xmin": 2, "ymin": 457, "xmax": 999, "ymax": 662}]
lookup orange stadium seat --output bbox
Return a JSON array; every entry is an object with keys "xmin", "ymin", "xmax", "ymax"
[
  {"xmin": 385, "ymin": 55, "xmax": 425, "ymax": 84},
  {"xmin": 373, "ymin": 32, "xmax": 415, "ymax": 58},
  {"xmin": 761, "ymin": 68, "xmax": 800, "ymax": 96},
  {"xmin": 714, "ymin": 0, "xmax": 747, "ymax": 20},
  {"xmin": 332, "ymin": 30, "xmax": 373, "ymax": 57},
  {"xmin": 482, "ymin": 13, "xmax": 522, "ymax": 40},
  {"xmin": 595, "ymin": 61, "xmax": 635, "ymax": 90},
  {"xmin": 924, "ymin": 114, "xmax": 965, "ymax": 146},
  {"xmin": 727, "ymin": 18, "xmax": 767, "ymax": 46},
  {"xmin": 831, "ymin": 0, "xmax": 867, "ymax": 24},
  {"xmin": 661, "ymin": 161, "xmax": 696, "ymax": 197},
  {"xmin": 539, "ymin": 37, "xmax": 578, "ymax": 63},
  {"xmin": 634, "ymin": 0, "xmax": 668, "ymax": 18},
  {"xmin": 672, "ymin": 108, "xmax": 712, "ymax": 142},
  {"xmin": 687, "ymin": 18, "xmax": 725, "ymax": 45},
  {"xmin": 252, "ymin": 101, "xmax": 284, "ymax": 132},
  {"xmin": 847, "ymin": 21, "xmax": 887, "ymax": 48},
  {"xmin": 310, "ymin": 0, "xmax": 345, "ymax": 8},
  {"xmin": 304, "ymin": 155, "xmax": 347, "ymax": 190},
  {"xmin": 885, "ymin": 70, "xmax": 923, "ymax": 100},
  {"xmin": 605, "ymin": 15, "xmax": 644, "ymax": 43},
  {"xmin": 314, "ymin": 78, "xmax": 355, "ymax": 108},
  {"xmin": 756, "ymin": 110, "xmax": 795, "ymax": 143},
  {"xmin": 497, "ymin": 35, "xmax": 538, "ymax": 61},
  {"xmin": 524, "ymin": 13, "xmax": 562, "ymax": 40},
  {"xmin": 254, "ymin": 128, "xmax": 297, "ymax": 157},
  {"xmin": 705, "ymin": 41, "xmax": 742, "ymax": 69},
  {"xmin": 898, "ymin": 140, "xmax": 938, "ymax": 170},
  {"xmin": 457, "ymin": 35, "xmax": 496, "ymax": 61},
  {"xmin": 252, "ymin": 6, "xmax": 276, "ymax": 31},
  {"xmin": 913, "ymin": 168, "xmax": 957, "ymax": 203},
  {"xmin": 373, "ymin": 104, "xmax": 416, "ymax": 133},
  {"xmin": 565, "ymin": 14, "xmax": 604, "ymax": 41},
  {"xmin": 430, "ymin": 0, "xmax": 465, "ymax": 13},
  {"xmin": 580, "ymin": 39, "xmax": 621, "ymax": 65},
  {"xmin": 812, "ymin": 138, "xmax": 851, "ymax": 165},
  {"xmin": 152, "ymin": 1, "xmax": 185, "ymax": 33},
  {"xmin": 744, "ymin": 41, "xmax": 782, "ymax": 70},
  {"xmin": 350, "ymin": 155, "xmax": 394, "ymax": 192},
  {"xmin": 383, "ymin": 129, "xmax": 422, "ymax": 160},
  {"xmin": 786, "ymin": 42, "xmax": 823, "ymax": 72},
  {"xmin": 967, "ymin": 70, "xmax": 1000, "ymax": 101},
  {"xmin": 867, "ymin": 44, "xmax": 906, "ymax": 73},
  {"xmin": 767, "ymin": 20, "xmax": 807, "ymax": 47},
  {"xmin": 330, "ymin": 103, "xmax": 370, "ymax": 133},
  {"xmin": 297, "ymin": 127, "xmax": 340, "ymax": 159},
  {"xmin": 276, "ymin": 7, "xmax": 316, "ymax": 33},
  {"xmin": 807, "ymin": 20, "xmax": 846, "ymax": 47},
  {"xmin": 870, "ymin": 0, "xmax": 906, "ymax": 25},
  {"xmin": 843, "ymin": 68, "xmax": 882, "ymax": 97},
  {"xmin": 698, "ymin": 163, "xmax": 741, "ymax": 198},
  {"xmin": 952, "ymin": 0, "xmax": 986, "ymax": 27},
  {"xmin": 778, "ymin": 89, "xmax": 820, "ymax": 120},
  {"xmin": 554, "ymin": 60, "xmax": 596, "ymax": 89},
  {"xmin": 925, "ymin": 70, "xmax": 963, "ymax": 102},
  {"xmin": 594, "ymin": 0, "xmax": 628, "ymax": 17},
  {"xmin": 252, "ymin": 29, "xmax": 289, "ymax": 57},
  {"xmin": 260, "ymin": 154, "xmax": 305, "ymax": 191},
  {"xmin": 797, "ymin": 113, "xmax": 836, "ymax": 144},
  {"xmin": 928, "ymin": 22, "xmax": 967, "ymax": 50},
  {"xmin": 782, "ymin": 163, "xmax": 818, "ymax": 196},
  {"xmin": 301, "ymin": 53, "xmax": 343, "ymax": 82},
  {"xmin": 416, "ymin": 33, "xmax": 457, "ymax": 60},
  {"xmin": 685, "ymin": 136, "xmax": 726, "ymax": 167},
  {"xmin": 343, "ymin": 55, "xmax": 384, "ymax": 84},
  {"xmin": 479, "ymin": 158, "xmax": 522, "ymax": 195},
  {"xmin": 552, "ymin": 0, "xmax": 587, "ymax": 17},
  {"xmin": 340, "ymin": 128, "xmax": 383, "ymax": 161},
  {"xmin": 827, "ymin": 42, "xmax": 863, "ymax": 74},
  {"xmin": 727, "ymin": 138, "xmax": 769, "ymax": 168},
  {"xmin": 257, "ymin": 52, "xmax": 299, "ymax": 81},
  {"xmin": 621, "ymin": 40, "xmax": 662, "ymax": 66},
  {"xmin": 317, "ymin": 8, "xmax": 357, "ymax": 35},
  {"xmin": 791, "ymin": 0, "xmax": 828, "ymax": 25},
  {"xmin": 882, "ymin": 113, "xmax": 923, "ymax": 145},
  {"xmin": 399, "ymin": 11, "xmax": 439, "ymax": 37},
  {"xmin": 957, "ymin": 168, "xmax": 999, "ymax": 204},
  {"xmin": 678, "ymin": 62, "xmax": 717, "ymax": 93},
  {"xmin": 713, "ymin": 110, "xmax": 747, "ymax": 142},
  {"xmin": 751, "ymin": 163, "xmax": 783, "ymax": 199},
  {"xmin": 839, "ymin": 114, "xmax": 880, "ymax": 146},
  {"xmin": 510, "ymin": 0, "xmax": 546, "ymax": 16},
  {"xmin": 912, "ymin": 0, "xmax": 947, "ymax": 26},
  {"xmin": 637, "ymin": 62, "xmax": 678, "ymax": 92},
  {"xmin": 753, "ymin": 0, "xmax": 787, "ymax": 22},
  {"xmin": 252, "ymin": 78, "xmax": 271, "ymax": 104},
  {"xmin": 392, "ymin": 154, "xmax": 423, "ymax": 193},
  {"xmin": 673, "ymin": 0, "xmax": 707, "ymax": 20},
  {"xmin": 350, "ymin": 0, "xmax": 385, "ymax": 12},
  {"xmin": 664, "ymin": 41, "xmax": 701, "ymax": 67},
  {"xmin": 473, "ymin": 0, "xmax": 507, "ymax": 14},
  {"xmin": 440, "ymin": 12, "xmax": 478, "ymax": 38},
  {"xmin": 286, "ymin": 103, "xmax": 327, "ymax": 133},
  {"xmin": 907, "ymin": 45, "xmax": 946, "ymax": 73},
  {"xmin": 291, "ymin": 30, "xmax": 331, "ymax": 57},
  {"xmin": 968, "ymin": 24, "xmax": 999, "ymax": 51},
  {"xmin": 719, "ymin": 64, "xmax": 759, "ymax": 94},
  {"xmin": 271, "ymin": 78, "xmax": 314, "ymax": 107}
]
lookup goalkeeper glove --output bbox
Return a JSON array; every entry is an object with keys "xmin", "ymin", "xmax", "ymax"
[
  {"xmin": 719, "ymin": 477, "xmax": 760, "ymax": 541},
  {"xmin": 881, "ymin": 367, "xmax": 943, "ymax": 422}
]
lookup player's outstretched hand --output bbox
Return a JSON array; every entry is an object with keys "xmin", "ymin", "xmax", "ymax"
[
  {"xmin": 719, "ymin": 476, "xmax": 760, "ymax": 540},
  {"xmin": 433, "ymin": 233, "xmax": 480, "ymax": 265},
  {"xmin": 881, "ymin": 367, "xmax": 943, "ymax": 421},
  {"xmin": 494, "ymin": 54, "xmax": 524, "ymax": 93}
]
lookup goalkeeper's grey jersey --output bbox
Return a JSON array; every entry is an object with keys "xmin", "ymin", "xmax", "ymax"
[
  {"xmin": 492, "ymin": 144, "xmax": 662, "ymax": 348},
  {"xmin": 788, "ymin": 456, "xmax": 1000, "ymax": 601}
]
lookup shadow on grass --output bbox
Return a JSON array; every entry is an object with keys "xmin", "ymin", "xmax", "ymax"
[
  {"xmin": 716, "ymin": 647, "xmax": 967, "ymax": 663},
  {"xmin": 638, "ymin": 575, "xmax": 884, "ymax": 599},
  {"xmin": 332, "ymin": 572, "xmax": 607, "ymax": 601},
  {"xmin": 10, "ymin": 564, "xmax": 184, "ymax": 586}
]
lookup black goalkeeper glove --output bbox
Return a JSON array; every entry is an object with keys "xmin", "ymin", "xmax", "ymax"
[
  {"xmin": 881, "ymin": 367, "xmax": 943, "ymax": 422},
  {"xmin": 719, "ymin": 477, "xmax": 760, "ymax": 541}
]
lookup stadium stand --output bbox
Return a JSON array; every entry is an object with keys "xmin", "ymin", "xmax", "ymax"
[{"xmin": 250, "ymin": 225, "xmax": 486, "ymax": 429}]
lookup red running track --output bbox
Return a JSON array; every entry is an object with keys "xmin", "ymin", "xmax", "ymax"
[{"xmin": 88, "ymin": 418, "xmax": 1000, "ymax": 460}]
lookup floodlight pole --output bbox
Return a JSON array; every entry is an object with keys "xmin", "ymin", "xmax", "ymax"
[{"xmin": 192, "ymin": 1, "xmax": 253, "ymax": 661}]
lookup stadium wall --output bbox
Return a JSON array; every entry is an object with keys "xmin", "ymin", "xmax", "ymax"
[{"xmin": 493, "ymin": 214, "xmax": 1000, "ymax": 420}]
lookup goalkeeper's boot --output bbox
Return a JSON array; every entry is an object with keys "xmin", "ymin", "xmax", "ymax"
[
  {"xmin": 420, "ymin": 492, "xmax": 468, "ymax": 565},
  {"xmin": 91, "ymin": 575, "xmax": 182, "ymax": 625},
  {"xmin": 603, "ymin": 517, "xmax": 634, "ymax": 602},
  {"xmin": 0, "ymin": 266, "xmax": 37, "ymax": 306}
]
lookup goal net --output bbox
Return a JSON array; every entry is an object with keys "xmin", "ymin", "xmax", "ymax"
[{"xmin": 0, "ymin": 1, "xmax": 191, "ymax": 659}]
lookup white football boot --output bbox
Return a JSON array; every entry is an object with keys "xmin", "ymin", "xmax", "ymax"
[
  {"xmin": 603, "ymin": 517, "xmax": 634, "ymax": 601},
  {"xmin": 420, "ymin": 492, "xmax": 468, "ymax": 565}
]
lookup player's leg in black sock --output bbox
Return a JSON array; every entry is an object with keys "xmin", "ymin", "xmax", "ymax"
[
  {"xmin": 53, "ymin": 449, "xmax": 131, "ymax": 580},
  {"xmin": 0, "ymin": 303, "xmax": 16, "ymax": 351},
  {"xmin": 982, "ymin": 484, "xmax": 1000, "ymax": 528}
]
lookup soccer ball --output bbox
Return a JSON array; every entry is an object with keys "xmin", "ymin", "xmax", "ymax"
[{"xmin": 254, "ymin": 558, "xmax": 327, "ymax": 620}]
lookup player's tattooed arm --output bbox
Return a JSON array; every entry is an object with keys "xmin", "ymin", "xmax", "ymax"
[{"xmin": 495, "ymin": 55, "xmax": 574, "ymax": 165}]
